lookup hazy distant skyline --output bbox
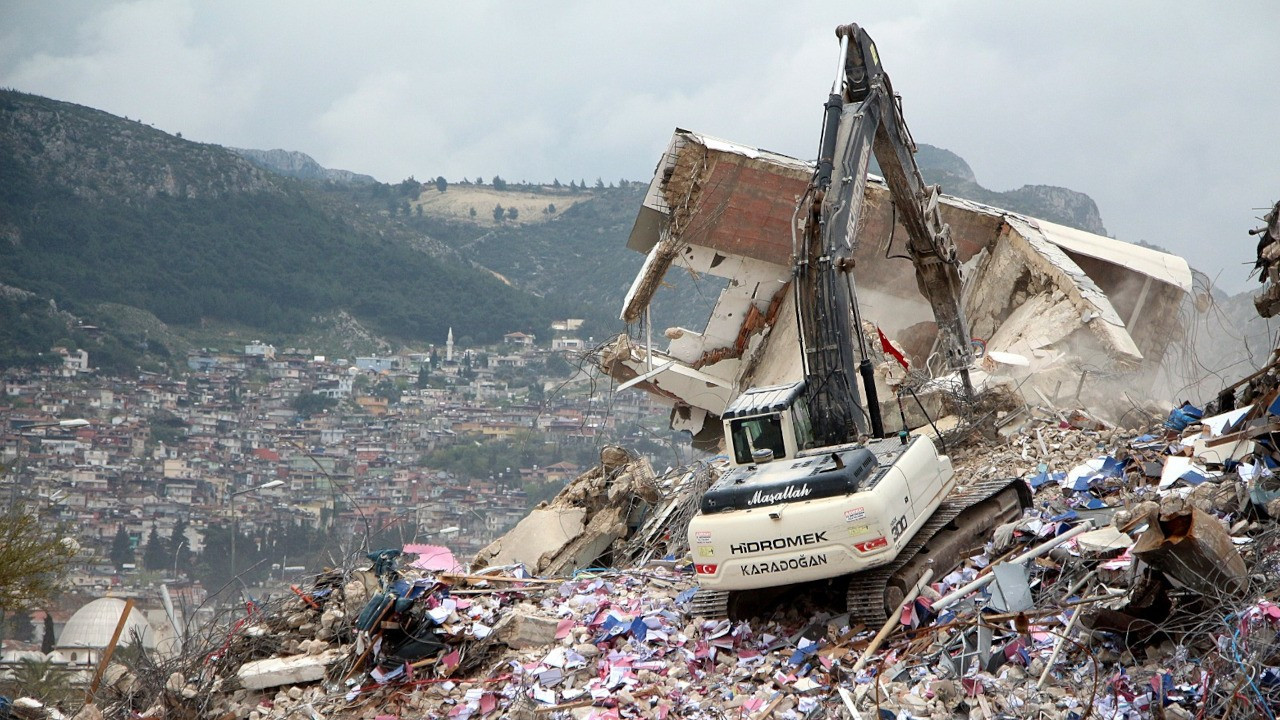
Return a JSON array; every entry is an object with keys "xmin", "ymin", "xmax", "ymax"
[{"xmin": 2, "ymin": 1, "xmax": 1277, "ymax": 292}]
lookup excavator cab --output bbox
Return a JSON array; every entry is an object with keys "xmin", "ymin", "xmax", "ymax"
[{"xmin": 722, "ymin": 381, "xmax": 815, "ymax": 466}]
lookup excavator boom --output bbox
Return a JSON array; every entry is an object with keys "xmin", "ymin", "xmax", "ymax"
[{"xmin": 797, "ymin": 25, "xmax": 973, "ymax": 448}]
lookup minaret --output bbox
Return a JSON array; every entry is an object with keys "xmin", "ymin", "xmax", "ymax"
[{"xmin": 446, "ymin": 327, "xmax": 454, "ymax": 363}]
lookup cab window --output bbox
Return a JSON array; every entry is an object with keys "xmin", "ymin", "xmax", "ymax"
[
  {"xmin": 791, "ymin": 398, "xmax": 814, "ymax": 450},
  {"xmin": 729, "ymin": 414, "xmax": 786, "ymax": 464}
]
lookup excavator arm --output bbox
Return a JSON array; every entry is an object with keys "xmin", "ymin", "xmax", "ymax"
[{"xmin": 798, "ymin": 23, "xmax": 973, "ymax": 445}]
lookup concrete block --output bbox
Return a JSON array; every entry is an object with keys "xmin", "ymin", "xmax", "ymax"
[
  {"xmin": 1075, "ymin": 526, "xmax": 1133, "ymax": 557},
  {"xmin": 473, "ymin": 507, "xmax": 586, "ymax": 570},
  {"xmin": 237, "ymin": 649, "xmax": 340, "ymax": 690},
  {"xmin": 493, "ymin": 610, "xmax": 560, "ymax": 649},
  {"xmin": 1132, "ymin": 507, "xmax": 1247, "ymax": 597}
]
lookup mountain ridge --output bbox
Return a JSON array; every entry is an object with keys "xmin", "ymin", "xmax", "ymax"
[
  {"xmin": 0, "ymin": 88, "xmax": 1169, "ymax": 375},
  {"xmin": 230, "ymin": 147, "xmax": 378, "ymax": 186},
  {"xmin": 0, "ymin": 89, "xmax": 559, "ymax": 371},
  {"xmin": 904, "ymin": 144, "xmax": 1108, "ymax": 236}
]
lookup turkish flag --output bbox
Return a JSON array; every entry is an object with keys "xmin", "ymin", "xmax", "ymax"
[{"xmin": 877, "ymin": 326, "xmax": 909, "ymax": 370}]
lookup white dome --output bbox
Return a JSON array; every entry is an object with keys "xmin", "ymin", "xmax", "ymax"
[{"xmin": 57, "ymin": 597, "xmax": 155, "ymax": 650}]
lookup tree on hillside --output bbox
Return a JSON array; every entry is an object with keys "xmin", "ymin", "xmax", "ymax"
[
  {"xmin": 169, "ymin": 516, "xmax": 190, "ymax": 573},
  {"xmin": 469, "ymin": 207, "xmax": 477, "ymax": 219},
  {"xmin": 435, "ymin": 176, "xmax": 448, "ymax": 193},
  {"xmin": 110, "ymin": 524, "xmax": 133, "ymax": 570},
  {"xmin": 397, "ymin": 176, "xmax": 420, "ymax": 196},
  {"xmin": 492, "ymin": 176, "xmax": 507, "ymax": 190},
  {"xmin": 595, "ymin": 177, "xmax": 605, "ymax": 189},
  {"xmin": 292, "ymin": 392, "xmax": 336, "ymax": 418},
  {"xmin": 143, "ymin": 525, "xmax": 167, "ymax": 571},
  {"xmin": 545, "ymin": 352, "xmax": 574, "ymax": 377},
  {"xmin": 493, "ymin": 204, "xmax": 505, "ymax": 222},
  {"xmin": 0, "ymin": 506, "xmax": 77, "ymax": 614},
  {"xmin": 373, "ymin": 378, "xmax": 402, "ymax": 405},
  {"xmin": 506, "ymin": 206, "xmax": 519, "ymax": 221}
]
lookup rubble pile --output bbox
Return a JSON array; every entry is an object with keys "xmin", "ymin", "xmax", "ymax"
[
  {"xmin": 471, "ymin": 447, "xmax": 665, "ymax": 576},
  {"xmin": 12, "ymin": 384, "xmax": 1280, "ymax": 719}
]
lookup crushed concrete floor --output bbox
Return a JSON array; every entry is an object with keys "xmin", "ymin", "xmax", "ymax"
[{"xmin": 11, "ymin": 360, "xmax": 1279, "ymax": 720}]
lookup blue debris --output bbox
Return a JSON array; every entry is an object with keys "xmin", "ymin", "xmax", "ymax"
[
  {"xmin": 1063, "ymin": 474, "xmax": 1093, "ymax": 492},
  {"xmin": 1164, "ymin": 402, "xmax": 1204, "ymax": 431},
  {"xmin": 1100, "ymin": 456, "xmax": 1126, "ymax": 477},
  {"xmin": 786, "ymin": 641, "xmax": 819, "ymax": 666}
]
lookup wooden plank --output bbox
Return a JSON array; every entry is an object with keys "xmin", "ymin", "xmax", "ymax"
[{"xmin": 85, "ymin": 598, "xmax": 135, "ymax": 703}]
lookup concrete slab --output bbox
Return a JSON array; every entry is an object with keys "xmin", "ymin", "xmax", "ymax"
[
  {"xmin": 1075, "ymin": 526, "xmax": 1133, "ymax": 557},
  {"xmin": 494, "ymin": 610, "xmax": 561, "ymax": 649},
  {"xmin": 237, "ymin": 649, "xmax": 340, "ymax": 690},
  {"xmin": 474, "ymin": 507, "xmax": 587, "ymax": 570}
]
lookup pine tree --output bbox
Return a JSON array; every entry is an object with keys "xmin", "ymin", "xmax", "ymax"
[
  {"xmin": 143, "ymin": 525, "xmax": 167, "ymax": 571},
  {"xmin": 41, "ymin": 612, "xmax": 54, "ymax": 653},
  {"xmin": 109, "ymin": 525, "xmax": 133, "ymax": 570},
  {"xmin": 169, "ymin": 516, "xmax": 189, "ymax": 573}
]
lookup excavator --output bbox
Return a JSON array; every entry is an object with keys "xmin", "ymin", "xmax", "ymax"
[{"xmin": 687, "ymin": 24, "xmax": 1031, "ymax": 622}]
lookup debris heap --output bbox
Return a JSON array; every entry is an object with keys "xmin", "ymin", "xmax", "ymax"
[{"xmin": 12, "ymin": 380, "xmax": 1280, "ymax": 720}]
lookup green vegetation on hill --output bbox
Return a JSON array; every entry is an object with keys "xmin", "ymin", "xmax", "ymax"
[
  {"xmin": 2, "ymin": 189, "xmax": 547, "ymax": 339},
  {"xmin": 0, "ymin": 90, "xmax": 558, "ymax": 366},
  {"xmin": 406, "ymin": 184, "xmax": 724, "ymax": 337},
  {"xmin": 0, "ymin": 88, "xmax": 1123, "ymax": 373}
]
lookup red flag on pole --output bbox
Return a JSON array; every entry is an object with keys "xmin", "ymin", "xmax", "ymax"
[{"xmin": 877, "ymin": 326, "xmax": 909, "ymax": 370}]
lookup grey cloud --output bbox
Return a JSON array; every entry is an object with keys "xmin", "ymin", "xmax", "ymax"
[{"xmin": 1, "ymin": 0, "xmax": 1276, "ymax": 292}]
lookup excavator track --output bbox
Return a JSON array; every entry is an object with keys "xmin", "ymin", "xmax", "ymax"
[
  {"xmin": 689, "ymin": 589, "xmax": 731, "ymax": 619},
  {"xmin": 685, "ymin": 476, "xmax": 1030, "ymax": 622},
  {"xmin": 845, "ymin": 475, "xmax": 1031, "ymax": 624}
]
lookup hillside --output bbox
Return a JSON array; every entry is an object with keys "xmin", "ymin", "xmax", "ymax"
[
  {"xmin": 229, "ymin": 147, "xmax": 377, "ymax": 185},
  {"xmin": 0, "ymin": 90, "xmax": 556, "ymax": 368},
  {"xmin": 0, "ymin": 88, "xmax": 1131, "ymax": 372},
  {"xmin": 406, "ymin": 184, "xmax": 692, "ymax": 330},
  {"xmin": 885, "ymin": 144, "xmax": 1108, "ymax": 235},
  {"xmin": 412, "ymin": 183, "xmax": 595, "ymax": 227}
]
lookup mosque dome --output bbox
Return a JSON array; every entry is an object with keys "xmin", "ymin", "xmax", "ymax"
[{"xmin": 57, "ymin": 597, "xmax": 155, "ymax": 652}]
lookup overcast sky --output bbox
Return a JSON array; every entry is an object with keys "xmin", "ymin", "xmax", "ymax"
[{"xmin": 2, "ymin": 1, "xmax": 1277, "ymax": 292}]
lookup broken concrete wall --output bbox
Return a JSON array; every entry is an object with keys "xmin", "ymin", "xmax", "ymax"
[
  {"xmin": 607, "ymin": 129, "xmax": 1192, "ymax": 441},
  {"xmin": 1066, "ymin": 251, "xmax": 1187, "ymax": 363},
  {"xmin": 964, "ymin": 221, "xmax": 1142, "ymax": 365},
  {"xmin": 473, "ymin": 448, "xmax": 659, "ymax": 575}
]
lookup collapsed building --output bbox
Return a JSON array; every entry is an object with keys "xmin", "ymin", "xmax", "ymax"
[{"xmin": 601, "ymin": 129, "xmax": 1193, "ymax": 441}]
